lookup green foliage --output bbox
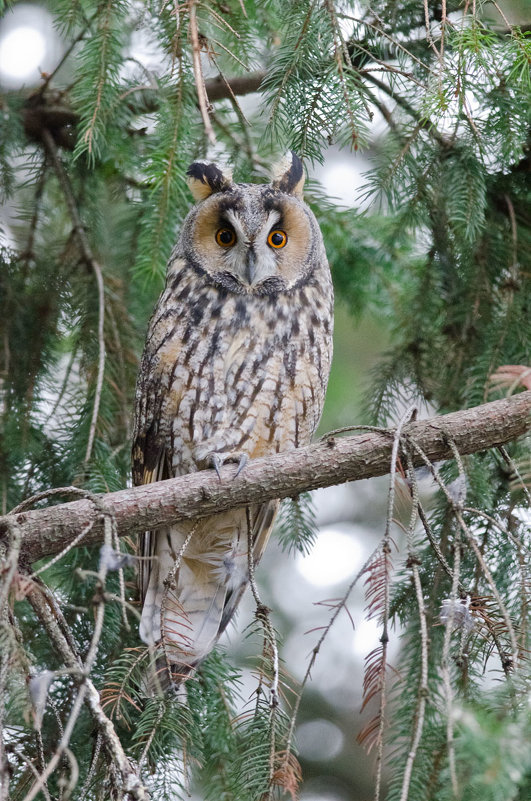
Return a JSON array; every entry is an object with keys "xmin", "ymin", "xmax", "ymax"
[
  {"xmin": 1, "ymin": 1, "xmax": 530, "ymax": 799},
  {"xmin": 71, "ymin": 0, "xmax": 130, "ymax": 164},
  {"xmin": 261, "ymin": 1, "xmax": 371, "ymax": 161},
  {"xmin": 275, "ymin": 492, "xmax": 318, "ymax": 555}
]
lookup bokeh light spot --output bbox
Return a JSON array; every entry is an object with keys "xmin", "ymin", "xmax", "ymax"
[
  {"xmin": 296, "ymin": 526, "xmax": 363, "ymax": 587},
  {"xmin": 0, "ymin": 26, "xmax": 46, "ymax": 80},
  {"xmin": 296, "ymin": 718, "xmax": 344, "ymax": 761}
]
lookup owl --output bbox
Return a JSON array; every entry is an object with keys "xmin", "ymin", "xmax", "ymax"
[{"xmin": 132, "ymin": 152, "xmax": 333, "ymax": 686}]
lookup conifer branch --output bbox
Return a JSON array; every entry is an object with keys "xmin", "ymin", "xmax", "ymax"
[
  {"xmin": 189, "ymin": 0, "xmax": 217, "ymax": 145},
  {"xmin": 1, "ymin": 392, "xmax": 529, "ymax": 565},
  {"xmin": 398, "ymin": 453, "xmax": 429, "ymax": 801},
  {"xmin": 361, "ymin": 71, "xmax": 450, "ymax": 148},
  {"xmin": 25, "ymin": 582, "xmax": 149, "ymax": 800},
  {"xmin": 40, "ymin": 129, "xmax": 106, "ymax": 465}
]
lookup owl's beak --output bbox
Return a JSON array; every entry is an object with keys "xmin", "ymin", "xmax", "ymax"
[{"xmin": 245, "ymin": 247, "xmax": 257, "ymax": 284}]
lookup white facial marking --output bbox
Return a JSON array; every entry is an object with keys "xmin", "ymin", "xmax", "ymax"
[{"xmin": 220, "ymin": 209, "xmax": 283, "ymax": 285}]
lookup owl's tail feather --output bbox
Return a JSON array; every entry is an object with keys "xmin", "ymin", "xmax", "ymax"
[
  {"xmin": 139, "ymin": 523, "xmax": 235, "ymax": 688},
  {"xmin": 139, "ymin": 505, "xmax": 277, "ymax": 691}
]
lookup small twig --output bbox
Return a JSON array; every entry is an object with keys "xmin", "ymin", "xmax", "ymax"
[
  {"xmin": 246, "ymin": 507, "xmax": 279, "ymax": 798},
  {"xmin": 39, "ymin": 129, "xmax": 106, "ymax": 466},
  {"xmin": 490, "ymin": 1, "xmax": 514, "ymax": 31},
  {"xmin": 197, "ymin": 1, "xmax": 242, "ymax": 38},
  {"xmin": 42, "ymin": 346, "xmax": 78, "ymax": 427},
  {"xmin": 406, "ymin": 436, "xmax": 519, "ymax": 673},
  {"xmin": 208, "ymin": 55, "xmax": 250, "ymax": 126},
  {"xmin": 442, "ymin": 535, "xmax": 461, "ymax": 799},
  {"xmin": 210, "ymin": 110, "xmax": 265, "ymax": 169},
  {"xmin": 60, "ymin": 747, "xmax": 79, "ymax": 800},
  {"xmin": 459, "ymin": 522, "xmax": 519, "ymax": 668},
  {"xmin": 0, "ymin": 647, "xmax": 10, "ymax": 801},
  {"xmin": 416, "ymin": 501, "xmax": 466, "ymax": 591},
  {"xmin": 13, "ymin": 747, "xmax": 52, "ymax": 801},
  {"xmin": 423, "ymin": 0, "xmax": 442, "ymax": 60},
  {"xmin": 398, "ymin": 454, "xmax": 429, "ymax": 801},
  {"xmin": 22, "ymin": 678, "xmax": 88, "ymax": 801},
  {"xmin": 362, "ymin": 71, "xmax": 449, "ymax": 148},
  {"xmin": 284, "ymin": 543, "xmax": 381, "ymax": 767},
  {"xmin": 25, "ymin": 583, "xmax": 149, "ymax": 799},
  {"xmin": 353, "ymin": 40, "xmax": 428, "ymax": 90},
  {"xmin": 374, "ymin": 405, "xmax": 416, "ymax": 801},
  {"xmin": 0, "ymin": 520, "xmax": 21, "ymax": 614},
  {"xmin": 188, "ymin": 0, "xmax": 216, "ymax": 145},
  {"xmin": 82, "ymin": 510, "xmax": 114, "ymax": 673},
  {"xmin": 159, "ymin": 521, "xmax": 198, "ymax": 677},
  {"xmin": 320, "ymin": 424, "xmax": 391, "ymax": 439},
  {"xmin": 245, "ymin": 508, "xmax": 279, "ymax": 709},
  {"xmin": 111, "ymin": 524, "xmax": 130, "ymax": 632},
  {"xmin": 28, "ymin": 517, "xmax": 96, "ymax": 579},
  {"xmin": 206, "ymin": 36, "xmax": 248, "ymax": 71},
  {"xmin": 498, "ymin": 445, "xmax": 531, "ymax": 505},
  {"xmin": 138, "ymin": 701, "xmax": 166, "ymax": 773},
  {"xmin": 39, "ymin": 12, "xmax": 97, "ymax": 92},
  {"xmin": 78, "ymin": 732, "xmax": 102, "ymax": 798},
  {"xmin": 341, "ymin": 11, "xmax": 435, "ymax": 75},
  {"xmin": 439, "ymin": 438, "xmax": 518, "ymax": 670},
  {"xmin": 20, "ymin": 158, "xmax": 48, "ymax": 264}
]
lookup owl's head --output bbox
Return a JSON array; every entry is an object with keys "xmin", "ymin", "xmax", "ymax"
[{"xmin": 177, "ymin": 152, "xmax": 325, "ymax": 294}]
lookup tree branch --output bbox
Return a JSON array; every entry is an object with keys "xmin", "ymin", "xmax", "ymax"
[
  {"xmin": 1, "ymin": 392, "xmax": 529, "ymax": 565},
  {"xmin": 22, "ymin": 72, "xmax": 266, "ymax": 150},
  {"xmin": 40, "ymin": 128, "xmax": 106, "ymax": 465},
  {"xmin": 205, "ymin": 71, "xmax": 265, "ymax": 101}
]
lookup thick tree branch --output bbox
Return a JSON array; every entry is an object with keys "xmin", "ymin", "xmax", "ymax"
[
  {"xmin": 205, "ymin": 71, "xmax": 266, "ymax": 101},
  {"xmin": 1, "ymin": 392, "xmax": 529, "ymax": 565},
  {"xmin": 22, "ymin": 72, "xmax": 267, "ymax": 150}
]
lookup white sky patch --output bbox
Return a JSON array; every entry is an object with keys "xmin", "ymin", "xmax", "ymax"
[
  {"xmin": 351, "ymin": 615, "xmax": 382, "ymax": 657},
  {"xmin": 313, "ymin": 153, "xmax": 371, "ymax": 209},
  {"xmin": 296, "ymin": 524, "xmax": 365, "ymax": 587},
  {"xmin": 0, "ymin": 26, "xmax": 46, "ymax": 80},
  {"xmin": 0, "ymin": 4, "xmax": 59, "ymax": 88}
]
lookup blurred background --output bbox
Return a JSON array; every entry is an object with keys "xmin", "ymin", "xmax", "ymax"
[{"xmin": 1, "ymin": 2, "xmax": 529, "ymax": 799}]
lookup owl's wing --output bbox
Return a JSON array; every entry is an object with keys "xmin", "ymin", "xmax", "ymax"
[{"xmin": 131, "ymin": 324, "xmax": 179, "ymax": 612}]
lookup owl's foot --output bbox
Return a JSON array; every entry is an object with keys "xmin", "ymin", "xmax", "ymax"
[{"xmin": 210, "ymin": 451, "xmax": 249, "ymax": 481}]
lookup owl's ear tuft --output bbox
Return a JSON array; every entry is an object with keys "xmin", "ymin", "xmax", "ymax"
[
  {"xmin": 271, "ymin": 151, "xmax": 305, "ymax": 198},
  {"xmin": 186, "ymin": 161, "xmax": 233, "ymax": 202}
]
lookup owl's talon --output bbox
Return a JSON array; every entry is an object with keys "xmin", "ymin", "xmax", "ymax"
[
  {"xmin": 235, "ymin": 453, "xmax": 248, "ymax": 477},
  {"xmin": 208, "ymin": 451, "xmax": 248, "ymax": 481},
  {"xmin": 211, "ymin": 453, "xmax": 224, "ymax": 481}
]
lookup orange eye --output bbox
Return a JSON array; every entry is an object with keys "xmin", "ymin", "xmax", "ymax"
[
  {"xmin": 216, "ymin": 228, "xmax": 236, "ymax": 247},
  {"xmin": 267, "ymin": 229, "xmax": 287, "ymax": 249}
]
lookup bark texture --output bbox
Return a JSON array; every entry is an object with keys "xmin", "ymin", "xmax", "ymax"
[{"xmin": 1, "ymin": 391, "xmax": 529, "ymax": 565}]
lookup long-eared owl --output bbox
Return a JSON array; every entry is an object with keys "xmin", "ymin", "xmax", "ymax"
[{"xmin": 132, "ymin": 152, "xmax": 333, "ymax": 684}]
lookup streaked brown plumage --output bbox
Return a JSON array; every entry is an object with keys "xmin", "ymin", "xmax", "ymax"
[{"xmin": 132, "ymin": 152, "xmax": 333, "ymax": 685}]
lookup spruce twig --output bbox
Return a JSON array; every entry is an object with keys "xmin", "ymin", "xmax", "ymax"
[
  {"xmin": 284, "ymin": 543, "xmax": 381, "ymax": 776},
  {"xmin": 25, "ymin": 583, "xmax": 149, "ymax": 800},
  {"xmin": 398, "ymin": 452, "xmax": 429, "ymax": 801},
  {"xmin": 188, "ymin": 0, "xmax": 217, "ymax": 145},
  {"xmin": 373, "ymin": 405, "xmax": 415, "ymax": 801},
  {"xmin": 406, "ymin": 436, "xmax": 520, "ymax": 674},
  {"xmin": 246, "ymin": 507, "xmax": 280, "ymax": 797},
  {"xmin": 442, "ymin": 536, "xmax": 461, "ymax": 798},
  {"xmin": 40, "ymin": 128, "xmax": 106, "ymax": 467}
]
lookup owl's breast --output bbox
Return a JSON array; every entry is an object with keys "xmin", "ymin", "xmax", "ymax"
[{"xmin": 149, "ymin": 267, "xmax": 332, "ymax": 476}]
